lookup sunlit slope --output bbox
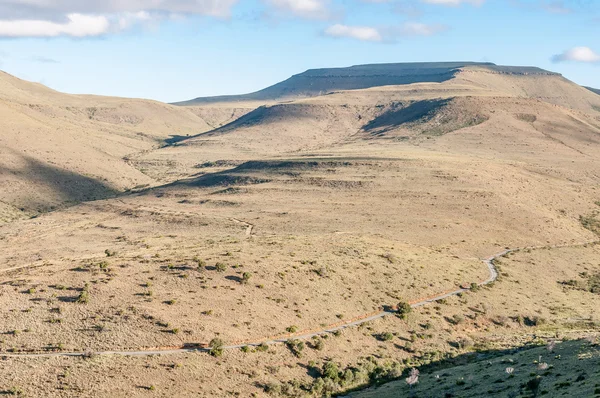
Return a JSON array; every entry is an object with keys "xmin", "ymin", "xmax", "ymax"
[{"xmin": 0, "ymin": 71, "xmax": 211, "ymax": 214}]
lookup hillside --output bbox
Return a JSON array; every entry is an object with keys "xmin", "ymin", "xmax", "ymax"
[
  {"xmin": 0, "ymin": 70, "xmax": 213, "ymax": 217},
  {"xmin": 1, "ymin": 62, "xmax": 599, "ymax": 398},
  {"xmin": 350, "ymin": 338, "xmax": 600, "ymax": 398},
  {"xmin": 133, "ymin": 64, "xmax": 600, "ymax": 181},
  {"xmin": 586, "ymin": 86, "xmax": 600, "ymax": 95},
  {"xmin": 173, "ymin": 62, "xmax": 560, "ymax": 106}
]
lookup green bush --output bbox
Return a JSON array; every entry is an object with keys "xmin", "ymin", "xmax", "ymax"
[
  {"xmin": 397, "ymin": 301, "xmax": 412, "ymax": 319},
  {"xmin": 241, "ymin": 272, "xmax": 252, "ymax": 284},
  {"xmin": 76, "ymin": 284, "xmax": 90, "ymax": 304},
  {"xmin": 215, "ymin": 262, "xmax": 227, "ymax": 272},
  {"xmin": 209, "ymin": 338, "xmax": 224, "ymax": 357},
  {"xmin": 323, "ymin": 361, "xmax": 341, "ymax": 381},
  {"xmin": 256, "ymin": 343, "xmax": 269, "ymax": 352},
  {"xmin": 312, "ymin": 337, "xmax": 325, "ymax": 351},
  {"xmin": 286, "ymin": 325, "xmax": 299, "ymax": 333}
]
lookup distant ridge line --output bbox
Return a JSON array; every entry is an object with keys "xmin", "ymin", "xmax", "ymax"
[
  {"xmin": 585, "ymin": 86, "xmax": 600, "ymax": 95},
  {"xmin": 172, "ymin": 62, "xmax": 561, "ymax": 106}
]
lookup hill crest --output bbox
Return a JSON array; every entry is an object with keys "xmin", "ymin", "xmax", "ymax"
[{"xmin": 173, "ymin": 62, "xmax": 561, "ymax": 105}]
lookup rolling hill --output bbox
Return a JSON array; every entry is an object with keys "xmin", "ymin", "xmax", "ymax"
[
  {"xmin": 133, "ymin": 62, "xmax": 600, "ymax": 180},
  {"xmin": 172, "ymin": 62, "xmax": 561, "ymax": 105},
  {"xmin": 1, "ymin": 62, "xmax": 599, "ymax": 397},
  {"xmin": 0, "ymin": 70, "xmax": 213, "ymax": 217}
]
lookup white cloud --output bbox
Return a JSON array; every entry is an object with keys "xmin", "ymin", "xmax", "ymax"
[
  {"xmin": 400, "ymin": 22, "xmax": 447, "ymax": 36},
  {"xmin": 552, "ymin": 47, "xmax": 600, "ymax": 63},
  {"xmin": 0, "ymin": 14, "xmax": 110, "ymax": 38},
  {"xmin": 421, "ymin": 0, "xmax": 484, "ymax": 6},
  {"xmin": 264, "ymin": 0, "xmax": 331, "ymax": 19},
  {"xmin": 0, "ymin": 0, "xmax": 238, "ymax": 38},
  {"xmin": 324, "ymin": 24, "xmax": 382, "ymax": 41},
  {"xmin": 324, "ymin": 22, "xmax": 447, "ymax": 42},
  {"xmin": 0, "ymin": 1, "xmax": 239, "ymax": 19}
]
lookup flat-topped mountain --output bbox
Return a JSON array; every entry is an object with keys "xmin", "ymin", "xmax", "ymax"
[{"xmin": 173, "ymin": 62, "xmax": 561, "ymax": 105}]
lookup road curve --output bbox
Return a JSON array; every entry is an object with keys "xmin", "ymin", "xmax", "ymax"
[{"xmin": 1, "ymin": 241, "xmax": 596, "ymax": 359}]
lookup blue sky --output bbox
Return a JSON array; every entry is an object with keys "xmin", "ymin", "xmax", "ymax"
[{"xmin": 0, "ymin": 0, "xmax": 598, "ymax": 103}]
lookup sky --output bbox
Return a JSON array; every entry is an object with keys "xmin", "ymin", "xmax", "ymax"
[{"xmin": 0, "ymin": 0, "xmax": 598, "ymax": 103}]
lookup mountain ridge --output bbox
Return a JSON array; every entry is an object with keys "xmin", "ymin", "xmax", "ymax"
[{"xmin": 172, "ymin": 62, "xmax": 561, "ymax": 105}]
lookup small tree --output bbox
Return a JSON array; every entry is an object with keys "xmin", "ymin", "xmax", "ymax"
[
  {"xmin": 397, "ymin": 301, "xmax": 412, "ymax": 319},
  {"xmin": 322, "ymin": 361, "xmax": 340, "ymax": 382},
  {"xmin": 209, "ymin": 338, "xmax": 224, "ymax": 357}
]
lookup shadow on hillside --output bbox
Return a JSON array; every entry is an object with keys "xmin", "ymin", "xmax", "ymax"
[
  {"xmin": 165, "ymin": 106, "xmax": 268, "ymax": 145},
  {"xmin": 164, "ymin": 162, "xmax": 272, "ymax": 189},
  {"xmin": 363, "ymin": 99, "xmax": 450, "ymax": 136},
  {"xmin": 164, "ymin": 134, "xmax": 192, "ymax": 145},
  {"xmin": 336, "ymin": 339, "xmax": 599, "ymax": 397},
  {"xmin": 1, "ymin": 152, "xmax": 118, "ymax": 212}
]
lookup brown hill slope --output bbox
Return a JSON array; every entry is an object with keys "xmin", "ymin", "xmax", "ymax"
[
  {"xmin": 134, "ymin": 66, "xmax": 600, "ymax": 181},
  {"xmin": 1, "ymin": 64, "xmax": 600, "ymax": 397},
  {"xmin": 0, "ymin": 71, "xmax": 212, "ymax": 216}
]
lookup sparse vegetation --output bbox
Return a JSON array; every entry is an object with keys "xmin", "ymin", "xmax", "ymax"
[
  {"xmin": 397, "ymin": 301, "xmax": 412, "ymax": 319},
  {"xmin": 215, "ymin": 262, "xmax": 227, "ymax": 272},
  {"xmin": 241, "ymin": 272, "xmax": 252, "ymax": 284},
  {"xmin": 209, "ymin": 338, "xmax": 224, "ymax": 357},
  {"xmin": 76, "ymin": 284, "xmax": 90, "ymax": 304}
]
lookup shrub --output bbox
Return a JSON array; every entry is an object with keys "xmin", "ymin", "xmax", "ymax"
[
  {"xmin": 76, "ymin": 284, "xmax": 90, "ymax": 304},
  {"xmin": 241, "ymin": 345, "xmax": 251, "ymax": 353},
  {"xmin": 397, "ymin": 301, "xmax": 413, "ymax": 319},
  {"xmin": 256, "ymin": 343, "xmax": 269, "ymax": 352},
  {"xmin": 241, "ymin": 272, "xmax": 252, "ymax": 284},
  {"xmin": 209, "ymin": 338, "xmax": 224, "ymax": 357},
  {"xmin": 323, "ymin": 361, "xmax": 340, "ymax": 381},
  {"xmin": 312, "ymin": 337, "xmax": 325, "ymax": 351},
  {"xmin": 264, "ymin": 383, "xmax": 281, "ymax": 395},
  {"xmin": 381, "ymin": 332, "xmax": 394, "ymax": 341},
  {"xmin": 7, "ymin": 387, "xmax": 23, "ymax": 396},
  {"xmin": 286, "ymin": 325, "xmax": 299, "ymax": 333},
  {"xmin": 215, "ymin": 263, "xmax": 227, "ymax": 272},
  {"xmin": 286, "ymin": 339, "xmax": 305, "ymax": 358}
]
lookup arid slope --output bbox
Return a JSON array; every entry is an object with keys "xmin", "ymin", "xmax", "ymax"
[
  {"xmin": 0, "ymin": 71, "xmax": 212, "ymax": 216},
  {"xmin": 0, "ymin": 63, "xmax": 599, "ymax": 397}
]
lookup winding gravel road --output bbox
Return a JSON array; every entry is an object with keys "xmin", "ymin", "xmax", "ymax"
[{"xmin": 0, "ymin": 242, "xmax": 595, "ymax": 359}]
